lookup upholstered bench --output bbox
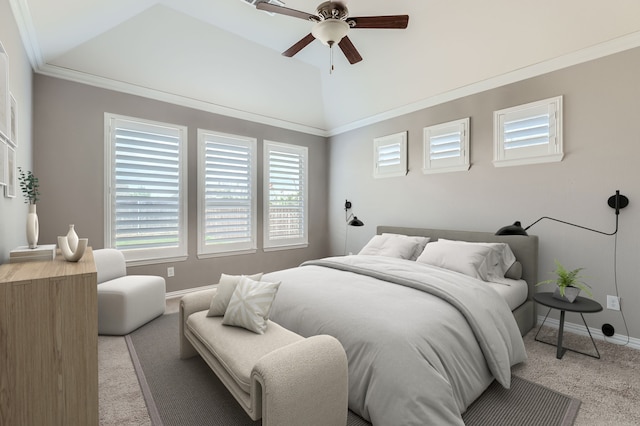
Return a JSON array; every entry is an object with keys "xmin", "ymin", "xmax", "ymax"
[{"xmin": 180, "ymin": 288, "xmax": 349, "ymax": 426}]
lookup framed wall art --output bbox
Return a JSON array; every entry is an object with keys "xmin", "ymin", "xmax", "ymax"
[
  {"xmin": 0, "ymin": 42, "xmax": 9, "ymax": 142},
  {"xmin": 0, "ymin": 139, "xmax": 6, "ymax": 187},
  {"xmin": 9, "ymin": 92, "xmax": 16, "ymax": 146},
  {"xmin": 5, "ymin": 144, "xmax": 15, "ymax": 197}
]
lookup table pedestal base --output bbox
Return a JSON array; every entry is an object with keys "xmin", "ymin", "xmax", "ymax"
[{"xmin": 535, "ymin": 307, "xmax": 601, "ymax": 359}]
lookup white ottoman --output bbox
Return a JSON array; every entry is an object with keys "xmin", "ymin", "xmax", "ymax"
[
  {"xmin": 94, "ymin": 249, "xmax": 166, "ymax": 335},
  {"xmin": 97, "ymin": 275, "xmax": 166, "ymax": 335}
]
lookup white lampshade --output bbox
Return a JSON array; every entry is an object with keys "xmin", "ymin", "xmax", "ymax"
[{"xmin": 311, "ymin": 19, "xmax": 349, "ymax": 46}]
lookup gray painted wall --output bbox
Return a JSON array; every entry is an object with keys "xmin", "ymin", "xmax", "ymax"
[
  {"xmin": 328, "ymin": 47, "xmax": 640, "ymax": 340},
  {"xmin": 32, "ymin": 75, "xmax": 329, "ymax": 292},
  {"xmin": 0, "ymin": 1, "xmax": 33, "ymax": 264}
]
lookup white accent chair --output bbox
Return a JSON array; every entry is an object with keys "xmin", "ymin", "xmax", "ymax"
[{"xmin": 94, "ymin": 248, "xmax": 166, "ymax": 335}]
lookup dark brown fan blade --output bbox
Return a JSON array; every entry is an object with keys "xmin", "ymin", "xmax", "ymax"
[
  {"xmin": 256, "ymin": 2, "xmax": 316, "ymax": 21},
  {"xmin": 349, "ymin": 15, "xmax": 409, "ymax": 29},
  {"xmin": 282, "ymin": 33, "xmax": 316, "ymax": 57},
  {"xmin": 338, "ymin": 36, "xmax": 363, "ymax": 64}
]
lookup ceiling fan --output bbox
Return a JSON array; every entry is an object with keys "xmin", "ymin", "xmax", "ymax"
[{"xmin": 256, "ymin": 1, "xmax": 409, "ymax": 66}]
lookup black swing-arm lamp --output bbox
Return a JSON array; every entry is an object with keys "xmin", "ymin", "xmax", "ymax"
[
  {"xmin": 345, "ymin": 200, "xmax": 364, "ymax": 227},
  {"xmin": 496, "ymin": 190, "xmax": 629, "ymax": 236},
  {"xmin": 344, "ymin": 199, "xmax": 364, "ymax": 255}
]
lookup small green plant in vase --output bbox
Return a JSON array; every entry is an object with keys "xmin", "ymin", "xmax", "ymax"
[
  {"xmin": 18, "ymin": 167, "xmax": 41, "ymax": 248},
  {"xmin": 536, "ymin": 259, "xmax": 593, "ymax": 303},
  {"xmin": 17, "ymin": 167, "xmax": 40, "ymax": 205}
]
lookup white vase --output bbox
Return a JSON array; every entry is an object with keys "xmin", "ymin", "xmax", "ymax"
[
  {"xmin": 58, "ymin": 236, "xmax": 88, "ymax": 262},
  {"xmin": 66, "ymin": 224, "xmax": 79, "ymax": 252},
  {"xmin": 26, "ymin": 204, "xmax": 39, "ymax": 249}
]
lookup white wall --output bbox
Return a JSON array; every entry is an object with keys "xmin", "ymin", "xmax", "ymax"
[
  {"xmin": 0, "ymin": 0, "xmax": 33, "ymax": 263},
  {"xmin": 328, "ymin": 47, "xmax": 640, "ymax": 340}
]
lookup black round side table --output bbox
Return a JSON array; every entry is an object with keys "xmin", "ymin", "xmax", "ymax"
[{"xmin": 533, "ymin": 292, "xmax": 603, "ymax": 359}]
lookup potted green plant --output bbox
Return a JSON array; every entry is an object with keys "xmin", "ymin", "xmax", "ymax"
[{"xmin": 536, "ymin": 259, "xmax": 592, "ymax": 303}]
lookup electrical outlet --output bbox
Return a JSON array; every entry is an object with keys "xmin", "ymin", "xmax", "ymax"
[
  {"xmin": 167, "ymin": 267, "xmax": 175, "ymax": 278},
  {"xmin": 606, "ymin": 295, "xmax": 620, "ymax": 311}
]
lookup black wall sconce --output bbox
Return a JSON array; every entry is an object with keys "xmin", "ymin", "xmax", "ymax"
[
  {"xmin": 344, "ymin": 199, "xmax": 363, "ymax": 255},
  {"xmin": 496, "ymin": 190, "xmax": 629, "ymax": 236},
  {"xmin": 345, "ymin": 200, "xmax": 364, "ymax": 226}
]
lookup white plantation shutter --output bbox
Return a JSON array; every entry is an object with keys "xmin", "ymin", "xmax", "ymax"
[
  {"xmin": 494, "ymin": 96, "xmax": 563, "ymax": 167},
  {"xmin": 198, "ymin": 130, "xmax": 257, "ymax": 257},
  {"xmin": 105, "ymin": 114, "xmax": 187, "ymax": 264},
  {"xmin": 373, "ymin": 131, "xmax": 407, "ymax": 178},
  {"xmin": 504, "ymin": 113, "xmax": 552, "ymax": 149},
  {"xmin": 378, "ymin": 143, "xmax": 401, "ymax": 167},
  {"xmin": 423, "ymin": 118, "xmax": 470, "ymax": 174},
  {"xmin": 264, "ymin": 141, "xmax": 308, "ymax": 250}
]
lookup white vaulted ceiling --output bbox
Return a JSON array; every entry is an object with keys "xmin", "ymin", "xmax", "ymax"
[{"xmin": 9, "ymin": 0, "xmax": 640, "ymax": 135}]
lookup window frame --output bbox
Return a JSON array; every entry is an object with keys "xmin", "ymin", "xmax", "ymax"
[
  {"xmin": 493, "ymin": 96, "xmax": 563, "ymax": 167},
  {"xmin": 422, "ymin": 118, "xmax": 470, "ymax": 174},
  {"xmin": 197, "ymin": 129, "xmax": 257, "ymax": 258},
  {"xmin": 104, "ymin": 113, "xmax": 188, "ymax": 266},
  {"xmin": 373, "ymin": 131, "xmax": 408, "ymax": 178},
  {"xmin": 263, "ymin": 140, "xmax": 308, "ymax": 251}
]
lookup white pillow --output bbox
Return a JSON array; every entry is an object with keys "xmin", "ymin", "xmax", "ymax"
[
  {"xmin": 382, "ymin": 233, "xmax": 430, "ymax": 260},
  {"xmin": 207, "ymin": 272, "xmax": 264, "ymax": 316},
  {"xmin": 437, "ymin": 239, "xmax": 516, "ymax": 280},
  {"xmin": 358, "ymin": 234, "xmax": 426, "ymax": 260},
  {"xmin": 416, "ymin": 241, "xmax": 494, "ymax": 280},
  {"xmin": 222, "ymin": 277, "xmax": 281, "ymax": 334}
]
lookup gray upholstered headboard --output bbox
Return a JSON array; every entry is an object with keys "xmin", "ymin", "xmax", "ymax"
[{"xmin": 377, "ymin": 226, "xmax": 539, "ymax": 300}]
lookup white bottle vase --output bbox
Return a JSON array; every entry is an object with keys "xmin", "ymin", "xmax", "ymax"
[
  {"xmin": 26, "ymin": 204, "xmax": 39, "ymax": 249},
  {"xmin": 66, "ymin": 224, "xmax": 79, "ymax": 253}
]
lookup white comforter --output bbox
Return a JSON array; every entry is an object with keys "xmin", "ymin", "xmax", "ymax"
[{"xmin": 265, "ymin": 255, "xmax": 527, "ymax": 426}]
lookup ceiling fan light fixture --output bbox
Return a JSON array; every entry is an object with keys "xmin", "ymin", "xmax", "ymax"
[{"xmin": 311, "ymin": 19, "xmax": 349, "ymax": 46}]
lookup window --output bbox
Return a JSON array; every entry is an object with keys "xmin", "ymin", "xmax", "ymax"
[
  {"xmin": 373, "ymin": 131, "xmax": 407, "ymax": 178},
  {"xmin": 104, "ymin": 113, "xmax": 188, "ymax": 265},
  {"xmin": 197, "ymin": 130, "xmax": 257, "ymax": 257},
  {"xmin": 422, "ymin": 118, "xmax": 470, "ymax": 174},
  {"xmin": 493, "ymin": 96, "xmax": 563, "ymax": 167},
  {"xmin": 263, "ymin": 141, "xmax": 308, "ymax": 250}
]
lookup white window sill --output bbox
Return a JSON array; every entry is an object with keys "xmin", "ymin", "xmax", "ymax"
[
  {"xmin": 125, "ymin": 255, "xmax": 188, "ymax": 267},
  {"xmin": 197, "ymin": 248, "xmax": 257, "ymax": 259},
  {"xmin": 263, "ymin": 243, "xmax": 309, "ymax": 252},
  {"xmin": 493, "ymin": 153, "xmax": 564, "ymax": 168}
]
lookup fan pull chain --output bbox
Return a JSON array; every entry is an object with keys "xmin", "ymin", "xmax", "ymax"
[{"xmin": 330, "ymin": 45, "xmax": 334, "ymax": 74}]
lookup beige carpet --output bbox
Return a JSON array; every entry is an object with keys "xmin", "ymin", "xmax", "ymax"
[
  {"xmin": 99, "ymin": 335, "xmax": 150, "ymax": 425},
  {"xmin": 513, "ymin": 326, "xmax": 640, "ymax": 426},
  {"xmin": 99, "ymin": 298, "xmax": 640, "ymax": 425}
]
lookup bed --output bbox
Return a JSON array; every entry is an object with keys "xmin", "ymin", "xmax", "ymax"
[{"xmin": 263, "ymin": 226, "xmax": 539, "ymax": 426}]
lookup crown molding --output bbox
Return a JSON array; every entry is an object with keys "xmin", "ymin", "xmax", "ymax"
[
  {"xmin": 327, "ymin": 30, "xmax": 640, "ymax": 137},
  {"xmin": 10, "ymin": 0, "xmax": 640, "ymax": 138},
  {"xmin": 36, "ymin": 63, "xmax": 329, "ymax": 137},
  {"xmin": 9, "ymin": 0, "xmax": 44, "ymax": 68}
]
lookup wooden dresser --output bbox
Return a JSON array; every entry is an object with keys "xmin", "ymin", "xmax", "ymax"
[{"xmin": 0, "ymin": 248, "xmax": 98, "ymax": 426}]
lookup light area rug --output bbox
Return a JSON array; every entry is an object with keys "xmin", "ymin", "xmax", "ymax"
[
  {"xmin": 99, "ymin": 335, "xmax": 150, "ymax": 425},
  {"xmin": 125, "ymin": 313, "xmax": 581, "ymax": 426}
]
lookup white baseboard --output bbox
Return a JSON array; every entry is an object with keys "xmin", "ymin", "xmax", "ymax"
[
  {"xmin": 166, "ymin": 284, "xmax": 215, "ymax": 300},
  {"xmin": 536, "ymin": 315, "xmax": 640, "ymax": 350}
]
